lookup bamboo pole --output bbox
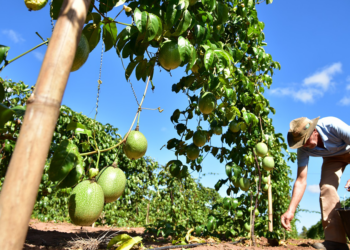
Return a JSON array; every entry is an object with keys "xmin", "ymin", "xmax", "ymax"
[
  {"xmin": 268, "ymin": 175, "xmax": 273, "ymax": 231},
  {"xmin": 0, "ymin": 1, "xmax": 91, "ymax": 249}
]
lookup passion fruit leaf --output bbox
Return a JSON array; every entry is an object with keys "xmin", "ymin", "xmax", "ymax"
[
  {"xmin": 99, "ymin": 0, "xmax": 118, "ymax": 13},
  {"xmin": 125, "ymin": 61, "xmax": 138, "ymax": 80},
  {"xmin": 146, "ymin": 13, "xmax": 162, "ymax": 42},
  {"xmin": 0, "ymin": 82, "xmax": 4, "ymax": 102},
  {"xmin": 85, "ymin": 12, "xmax": 101, "ymax": 24},
  {"xmin": 82, "ymin": 23, "xmax": 101, "ymax": 53},
  {"xmin": 103, "ymin": 18, "xmax": 118, "ymax": 51},
  {"xmin": 57, "ymin": 157, "xmax": 84, "ymax": 188},
  {"xmin": 204, "ymin": 49, "xmax": 214, "ymax": 70},
  {"xmin": 66, "ymin": 121, "xmax": 92, "ymax": 137},
  {"xmin": 216, "ymin": 2, "xmax": 229, "ymax": 24},
  {"xmin": 115, "ymin": 237, "xmax": 143, "ymax": 250},
  {"xmin": 202, "ymin": 0, "xmax": 216, "ymax": 11},
  {"xmin": 0, "ymin": 45, "xmax": 10, "ymax": 65},
  {"xmin": 48, "ymin": 140, "xmax": 81, "ymax": 182},
  {"xmin": 178, "ymin": 36, "xmax": 192, "ymax": 63},
  {"xmin": 107, "ymin": 234, "xmax": 133, "ymax": 249},
  {"xmin": 0, "ymin": 103, "xmax": 15, "ymax": 128},
  {"xmin": 10, "ymin": 105, "xmax": 26, "ymax": 116},
  {"xmin": 172, "ymin": 10, "xmax": 192, "ymax": 36},
  {"xmin": 165, "ymin": 0, "xmax": 179, "ymax": 29}
]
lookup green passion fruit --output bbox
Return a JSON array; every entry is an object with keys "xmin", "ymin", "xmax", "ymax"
[
  {"xmin": 25, "ymin": 0, "xmax": 48, "ymax": 10},
  {"xmin": 186, "ymin": 143, "xmax": 200, "ymax": 160},
  {"xmin": 123, "ymin": 130, "xmax": 148, "ymax": 160},
  {"xmin": 71, "ymin": 34, "xmax": 90, "ymax": 72},
  {"xmin": 239, "ymin": 178, "xmax": 250, "ymax": 191},
  {"xmin": 198, "ymin": 92, "xmax": 217, "ymax": 114},
  {"xmin": 193, "ymin": 130, "xmax": 207, "ymax": 147},
  {"xmin": 262, "ymin": 184, "xmax": 269, "ymax": 192},
  {"xmin": 262, "ymin": 176, "xmax": 269, "ymax": 184},
  {"xmin": 223, "ymin": 197, "xmax": 231, "ymax": 210},
  {"xmin": 68, "ymin": 180, "xmax": 104, "ymax": 226},
  {"xmin": 262, "ymin": 156, "xmax": 275, "ymax": 171},
  {"xmin": 229, "ymin": 121, "xmax": 240, "ymax": 133},
  {"xmin": 158, "ymin": 41, "xmax": 181, "ymax": 70},
  {"xmin": 255, "ymin": 142, "xmax": 268, "ymax": 157},
  {"xmin": 96, "ymin": 166, "xmax": 126, "ymax": 203},
  {"xmin": 236, "ymin": 210, "xmax": 243, "ymax": 218},
  {"xmin": 244, "ymin": 222, "xmax": 251, "ymax": 232}
]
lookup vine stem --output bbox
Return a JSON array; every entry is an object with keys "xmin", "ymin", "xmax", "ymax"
[
  {"xmin": 0, "ymin": 40, "xmax": 49, "ymax": 72},
  {"xmin": 80, "ymin": 76, "xmax": 150, "ymax": 156}
]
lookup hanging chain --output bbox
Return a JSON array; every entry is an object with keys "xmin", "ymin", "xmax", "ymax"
[
  {"xmin": 94, "ymin": 42, "xmax": 104, "ymax": 120},
  {"xmin": 129, "ymin": 79, "xmax": 139, "ymax": 107},
  {"xmin": 50, "ymin": 0, "xmax": 55, "ymax": 32}
]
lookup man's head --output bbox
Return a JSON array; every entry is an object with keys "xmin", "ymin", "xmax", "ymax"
[{"xmin": 287, "ymin": 117, "xmax": 320, "ymax": 149}]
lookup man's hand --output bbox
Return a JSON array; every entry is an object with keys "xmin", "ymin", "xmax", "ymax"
[
  {"xmin": 345, "ymin": 179, "xmax": 350, "ymax": 191},
  {"xmin": 281, "ymin": 210, "xmax": 294, "ymax": 231}
]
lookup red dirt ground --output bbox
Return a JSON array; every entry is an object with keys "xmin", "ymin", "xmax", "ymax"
[{"xmin": 23, "ymin": 219, "xmax": 332, "ymax": 250}]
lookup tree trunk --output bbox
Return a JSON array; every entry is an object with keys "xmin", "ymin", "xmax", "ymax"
[{"xmin": 0, "ymin": 1, "xmax": 91, "ymax": 249}]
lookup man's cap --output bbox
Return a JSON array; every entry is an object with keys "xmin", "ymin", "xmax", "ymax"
[{"xmin": 287, "ymin": 117, "xmax": 320, "ymax": 149}]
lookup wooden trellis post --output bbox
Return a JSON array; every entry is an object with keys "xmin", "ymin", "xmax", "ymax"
[
  {"xmin": 0, "ymin": 0, "xmax": 91, "ymax": 249},
  {"xmin": 268, "ymin": 175, "xmax": 273, "ymax": 231}
]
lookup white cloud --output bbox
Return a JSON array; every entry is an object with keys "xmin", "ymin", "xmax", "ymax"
[
  {"xmin": 2, "ymin": 29, "xmax": 25, "ymax": 43},
  {"xmin": 339, "ymin": 96, "xmax": 350, "ymax": 106},
  {"xmin": 270, "ymin": 88, "xmax": 323, "ymax": 103},
  {"xmin": 33, "ymin": 51, "xmax": 44, "ymax": 61},
  {"xmin": 303, "ymin": 63, "xmax": 342, "ymax": 90},
  {"xmin": 269, "ymin": 63, "xmax": 342, "ymax": 103},
  {"xmin": 307, "ymin": 184, "xmax": 320, "ymax": 193},
  {"xmin": 346, "ymin": 85, "xmax": 350, "ymax": 91}
]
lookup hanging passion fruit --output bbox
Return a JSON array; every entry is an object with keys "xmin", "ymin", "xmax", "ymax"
[
  {"xmin": 158, "ymin": 41, "xmax": 181, "ymax": 70},
  {"xmin": 123, "ymin": 130, "xmax": 148, "ymax": 160}
]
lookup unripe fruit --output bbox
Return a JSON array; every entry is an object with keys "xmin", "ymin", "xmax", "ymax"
[
  {"xmin": 198, "ymin": 92, "xmax": 217, "ymax": 114},
  {"xmin": 96, "ymin": 166, "xmax": 126, "ymax": 203},
  {"xmin": 255, "ymin": 142, "xmax": 268, "ymax": 157},
  {"xmin": 71, "ymin": 34, "xmax": 90, "ymax": 72},
  {"xmin": 229, "ymin": 121, "xmax": 240, "ymax": 133},
  {"xmin": 25, "ymin": 0, "xmax": 48, "ymax": 11},
  {"xmin": 186, "ymin": 144, "xmax": 200, "ymax": 160},
  {"xmin": 236, "ymin": 210, "xmax": 243, "ymax": 218},
  {"xmin": 123, "ymin": 130, "xmax": 148, "ymax": 160},
  {"xmin": 262, "ymin": 156, "xmax": 275, "ymax": 171},
  {"xmin": 212, "ymin": 126, "xmax": 222, "ymax": 135},
  {"xmin": 244, "ymin": 222, "xmax": 251, "ymax": 232},
  {"xmin": 158, "ymin": 41, "xmax": 181, "ymax": 70},
  {"xmin": 239, "ymin": 178, "xmax": 250, "ymax": 191},
  {"xmin": 68, "ymin": 180, "xmax": 104, "ymax": 226},
  {"xmin": 193, "ymin": 130, "xmax": 206, "ymax": 147}
]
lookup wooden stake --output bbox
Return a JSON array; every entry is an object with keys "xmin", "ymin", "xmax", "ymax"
[
  {"xmin": 0, "ymin": 1, "xmax": 91, "ymax": 249},
  {"xmin": 268, "ymin": 174, "xmax": 273, "ymax": 231}
]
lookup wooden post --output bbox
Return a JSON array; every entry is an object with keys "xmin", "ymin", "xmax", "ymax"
[
  {"xmin": 268, "ymin": 175, "xmax": 273, "ymax": 231},
  {"xmin": 0, "ymin": 1, "xmax": 91, "ymax": 249}
]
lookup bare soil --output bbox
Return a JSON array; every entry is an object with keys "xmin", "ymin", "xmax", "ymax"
[{"xmin": 24, "ymin": 219, "xmax": 331, "ymax": 250}]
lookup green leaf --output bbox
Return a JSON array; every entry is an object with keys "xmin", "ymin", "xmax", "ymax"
[
  {"xmin": 51, "ymin": 0, "xmax": 64, "ymax": 20},
  {"xmin": 202, "ymin": 0, "xmax": 216, "ymax": 11},
  {"xmin": 204, "ymin": 49, "xmax": 214, "ymax": 70},
  {"xmin": 115, "ymin": 237, "xmax": 143, "ymax": 250},
  {"xmin": 0, "ymin": 45, "xmax": 10, "ymax": 65},
  {"xmin": 122, "ymin": 42, "xmax": 132, "ymax": 58},
  {"xmin": 103, "ymin": 19, "xmax": 118, "ymax": 52},
  {"xmin": 57, "ymin": 155, "xmax": 84, "ymax": 188},
  {"xmin": 225, "ymin": 87, "xmax": 235, "ymax": 102},
  {"xmin": 136, "ymin": 60, "xmax": 147, "ymax": 81},
  {"xmin": 83, "ymin": 23, "xmax": 101, "ymax": 52},
  {"xmin": 66, "ymin": 121, "xmax": 92, "ymax": 137},
  {"xmin": 194, "ymin": 25, "xmax": 208, "ymax": 45},
  {"xmin": 85, "ymin": 13, "xmax": 101, "ymax": 24},
  {"xmin": 165, "ymin": 0, "xmax": 179, "ymax": 29},
  {"xmin": 172, "ymin": 10, "xmax": 192, "ymax": 36},
  {"xmin": 107, "ymin": 234, "xmax": 133, "ymax": 249},
  {"xmin": 146, "ymin": 13, "xmax": 162, "ymax": 42},
  {"xmin": 134, "ymin": 8, "xmax": 144, "ymax": 33},
  {"xmin": 48, "ymin": 140, "xmax": 81, "ymax": 182},
  {"xmin": 0, "ymin": 103, "xmax": 14, "ymax": 127},
  {"xmin": 178, "ymin": 36, "xmax": 192, "ymax": 63},
  {"xmin": 11, "ymin": 105, "xmax": 26, "ymax": 116},
  {"xmin": 242, "ymin": 110, "xmax": 250, "ymax": 124},
  {"xmin": 99, "ymin": 0, "xmax": 118, "ymax": 13},
  {"xmin": 0, "ymin": 82, "xmax": 5, "ymax": 102},
  {"xmin": 216, "ymin": 2, "xmax": 229, "ymax": 24},
  {"xmin": 125, "ymin": 61, "xmax": 138, "ymax": 80}
]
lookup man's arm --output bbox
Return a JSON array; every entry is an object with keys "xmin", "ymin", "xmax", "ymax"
[{"xmin": 281, "ymin": 165, "xmax": 308, "ymax": 230}]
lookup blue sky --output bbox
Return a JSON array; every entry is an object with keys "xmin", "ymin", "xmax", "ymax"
[{"xmin": 1, "ymin": 1, "xmax": 350, "ymax": 233}]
